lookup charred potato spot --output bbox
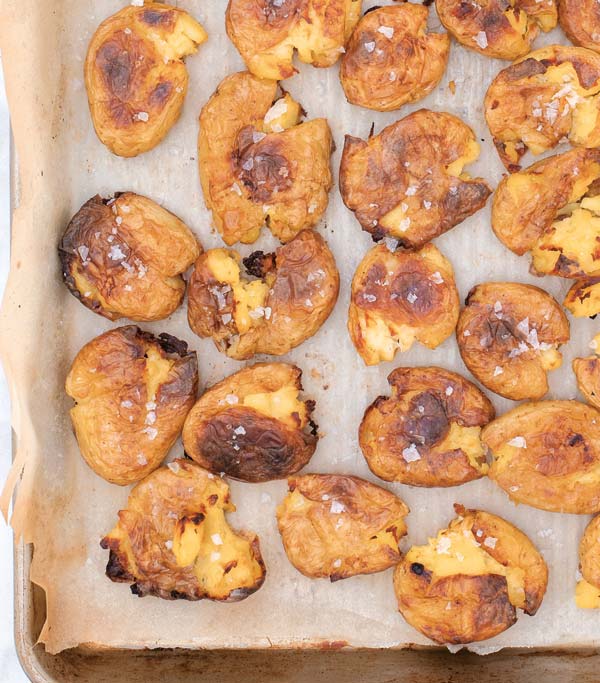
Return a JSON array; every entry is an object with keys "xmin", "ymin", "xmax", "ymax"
[
  {"xmin": 359, "ymin": 366, "xmax": 495, "ymax": 487},
  {"xmin": 339, "ymin": 109, "xmax": 491, "ymax": 248},
  {"xmin": 348, "ymin": 243, "xmax": 460, "ymax": 366},
  {"xmin": 559, "ymin": 0, "xmax": 600, "ymax": 55},
  {"xmin": 198, "ymin": 71, "xmax": 333, "ymax": 245},
  {"xmin": 65, "ymin": 326, "xmax": 198, "ymax": 486},
  {"xmin": 484, "ymin": 400, "xmax": 600, "ymax": 513},
  {"xmin": 576, "ymin": 515, "xmax": 600, "ymax": 608},
  {"xmin": 485, "ymin": 46, "xmax": 600, "ymax": 172},
  {"xmin": 276, "ymin": 474, "xmax": 408, "ymax": 580},
  {"xmin": 187, "ymin": 230, "xmax": 339, "ymax": 359},
  {"xmin": 393, "ymin": 505, "xmax": 547, "ymax": 644},
  {"xmin": 457, "ymin": 283, "xmax": 569, "ymax": 401},
  {"xmin": 436, "ymin": 0, "xmax": 557, "ymax": 61},
  {"xmin": 100, "ymin": 460, "xmax": 266, "ymax": 601},
  {"xmin": 182, "ymin": 363, "xmax": 317, "ymax": 482},
  {"xmin": 225, "ymin": 0, "xmax": 361, "ymax": 80},
  {"xmin": 59, "ymin": 193, "xmax": 200, "ymax": 322},
  {"xmin": 573, "ymin": 333, "xmax": 600, "ymax": 410},
  {"xmin": 340, "ymin": 5, "xmax": 450, "ymax": 112},
  {"xmin": 85, "ymin": 2, "xmax": 207, "ymax": 157}
]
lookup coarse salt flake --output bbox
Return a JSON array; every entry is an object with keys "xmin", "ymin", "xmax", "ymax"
[
  {"xmin": 483, "ymin": 537, "xmax": 497, "ymax": 549},
  {"xmin": 167, "ymin": 461, "xmax": 180, "ymax": 474},
  {"xmin": 474, "ymin": 31, "xmax": 488, "ymax": 49},
  {"xmin": 330, "ymin": 500, "xmax": 345, "ymax": 514},
  {"xmin": 212, "ymin": 533, "xmax": 223, "ymax": 546},
  {"xmin": 377, "ymin": 25, "xmax": 394, "ymax": 39},
  {"xmin": 402, "ymin": 443, "xmax": 421, "ymax": 463},
  {"xmin": 507, "ymin": 436, "xmax": 527, "ymax": 448},
  {"xmin": 364, "ymin": 41, "xmax": 376, "ymax": 53}
]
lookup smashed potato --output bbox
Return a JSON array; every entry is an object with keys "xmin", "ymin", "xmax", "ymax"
[
  {"xmin": 559, "ymin": 1, "xmax": 600, "ymax": 54},
  {"xmin": 573, "ymin": 333, "xmax": 600, "ymax": 409},
  {"xmin": 101, "ymin": 459, "xmax": 266, "ymax": 601},
  {"xmin": 340, "ymin": 4, "xmax": 450, "ymax": 111},
  {"xmin": 276, "ymin": 474, "xmax": 408, "ymax": 580},
  {"xmin": 485, "ymin": 45, "xmax": 600, "ymax": 172},
  {"xmin": 225, "ymin": 0, "xmax": 361, "ymax": 80},
  {"xmin": 187, "ymin": 230, "xmax": 339, "ymax": 359},
  {"xmin": 85, "ymin": 3, "xmax": 207, "ymax": 157},
  {"xmin": 394, "ymin": 505, "xmax": 548, "ymax": 644},
  {"xmin": 182, "ymin": 363, "xmax": 317, "ymax": 482},
  {"xmin": 484, "ymin": 400, "xmax": 600, "ymax": 513},
  {"xmin": 199, "ymin": 71, "xmax": 333, "ymax": 245},
  {"xmin": 436, "ymin": 0, "xmax": 556, "ymax": 61},
  {"xmin": 564, "ymin": 277, "xmax": 600, "ymax": 317},
  {"xmin": 492, "ymin": 148, "xmax": 600, "ymax": 263},
  {"xmin": 348, "ymin": 243, "xmax": 460, "ymax": 366},
  {"xmin": 359, "ymin": 367, "xmax": 494, "ymax": 487},
  {"xmin": 59, "ymin": 193, "xmax": 200, "ymax": 321},
  {"xmin": 576, "ymin": 515, "xmax": 600, "ymax": 608},
  {"xmin": 340, "ymin": 110, "xmax": 491, "ymax": 248},
  {"xmin": 457, "ymin": 283, "xmax": 569, "ymax": 401},
  {"xmin": 66, "ymin": 326, "xmax": 197, "ymax": 485}
]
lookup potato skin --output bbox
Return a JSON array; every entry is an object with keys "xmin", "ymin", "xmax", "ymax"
[
  {"xmin": 187, "ymin": 230, "xmax": 339, "ymax": 359},
  {"xmin": 84, "ymin": 3, "xmax": 207, "ymax": 157},
  {"xmin": 436, "ymin": 0, "xmax": 557, "ymax": 61},
  {"xmin": 101, "ymin": 459, "xmax": 266, "ymax": 601},
  {"xmin": 348, "ymin": 243, "xmax": 460, "ymax": 366},
  {"xmin": 492, "ymin": 148, "xmax": 600, "ymax": 255},
  {"xmin": 225, "ymin": 0, "xmax": 360, "ymax": 80},
  {"xmin": 394, "ymin": 505, "xmax": 548, "ymax": 644},
  {"xmin": 559, "ymin": 0, "xmax": 600, "ymax": 54},
  {"xmin": 182, "ymin": 363, "xmax": 317, "ymax": 482},
  {"xmin": 198, "ymin": 71, "xmax": 333, "ymax": 245},
  {"xmin": 59, "ymin": 193, "xmax": 200, "ymax": 322},
  {"xmin": 564, "ymin": 277, "xmax": 600, "ymax": 317},
  {"xmin": 485, "ymin": 45, "xmax": 600, "ymax": 172},
  {"xmin": 276, "ymin": 474, "xmax": 409, "ymax": 580},
  {"xmin": 339, "ymin": 110, "xmax": 491, "ymax": 248},
  {"xmin": 457, "ymin": 283, "xmax": 569, "ymax": 401},
  {"xmin": 573, "ymin": 351, "xmax": 600, "ymax": 410},
  {"xmin": 484, "ymin": 400, "xmax": 600, "ymax": 513},
  {"xmin": 359, "ymin": 367, "xmax": 494, "ymax": 487},
  {"xmin": 66, "ymin": 326, "xmax": 197, "ymax": 486},
  {"xmin": 580, "ymin": 515, "xmax": 600, "ymax": 589},
  {"xmin": 340, "ymin": 5, "xmax": 450, "ymax": 112}
]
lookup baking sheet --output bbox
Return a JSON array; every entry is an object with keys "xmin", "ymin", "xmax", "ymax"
[{"xmin": 1, "ymin": 0, "xmax": 598, "ymax": 656}]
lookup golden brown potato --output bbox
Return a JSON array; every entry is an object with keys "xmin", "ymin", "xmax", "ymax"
[
  {"xmin": 101, "ymin": 459, "xmax": 266, "ymax": 601},
  {"xmin": 199, "ymin": 71, "xmax": 333, "ymax": 246},
  {"xmin": 225, "ymin": 0, "xmax": 361, "ymax": 80},
  {"xmin": 276, "ymin": 474, "xmax": 408, "ymax": 580},
  {"xmin": 492, "ymin": 148, "xmax": 600, "ymax": 264},
  {"xmin": 187, "ymin": 230, "xmax": 339, "ymax": 360},
  {"xmin": 394, "ymin": 504, "xmax": 548, "ymax": 644},
  {"xmin": 339, "ymin": 5, "xmax": 450, "ymax": 112},
  {"xmin": 84, "ymin": 3, "xmax": 207, "ymax": 157},
  {"xmin": 348, "ymin": 243, "xmax": 460, "ymax": 366},
  {"xmin": 484, "ymin": 400, "xmax": 600, "ymax": 513},
  {"xmin": 66, "ymin": 326, "xmax": 197, "ymax": 485},
  {"xmin": 485, "ymin": 45, "xmax": 600, "ymax": 172},
  {"xmin": 559, "ymin": 0, "xmax": 600, "ymax": 54},
  {"xmin": 436, "ymin": 0, "xmax": 556, "ymax": 61},
  {"xmin": 59, "ymin": 193, "xmax": 200, "ymax": 322},
  {"xmin": 573, "ymin": 333, "xmax": 600, "ymax": 409},
  {"xmin": 182, "ymin": 363, "xmax": 317, "ymax": 482},
  {"xmin": 564, "ymin": 277, "xmax": 600, "ymax": 317},
  {"xmin": 576, "ymin": 515, "xmax": 600, "ymax": 608},
  {"xmin": 359, "ymin": 367, "xmax": 494, "ymax": 488},
  {"xmin": 340, "ymin": 109, "xmax": 491, "ymax": 248},
  {"xmin": 457, "ymin": 283, "xmax": 569, "ymax": 401}
]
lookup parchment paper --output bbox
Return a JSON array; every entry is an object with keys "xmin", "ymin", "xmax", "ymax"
[{"xmin": 1, "ymin": 0, "xmax": 599, "ymax": 656}]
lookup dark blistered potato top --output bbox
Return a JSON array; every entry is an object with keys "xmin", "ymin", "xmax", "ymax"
[
  {"xmin": 340, "ymin": 109, "xmax": 491, "ymax": 248},
  {"xmin": 359, "ymin": 366, "xmax": 494, "ymax": 487},
  {"xmin": 182, "ymin": 362, "xmax": 317, "ymax": 482},
  {"xmin": 59, "ymin": 193, "xmax": 200, "ymax": 321},
  {"xmin": 348, "ymin": 243, "xmax": 460, "ymax": 366},
  {"xmin": 393, "ymin": 504, "xmax": 548, "ymax": 644},
  {"xmin": 85, "ymin": 2, "xmax": 207, "ymax": 156},
  {"xmin": 340, "ymin": 4, "xmax": 450, "ymax": 112},
  {"xmin": 457, "ymin": 282, "xmax": 569, "ymax": 401},
  {"xmin": 101, "ymin": 459, "xmax": 266, "ymax": 601}
]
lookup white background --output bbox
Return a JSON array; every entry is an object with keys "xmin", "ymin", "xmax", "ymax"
[{"xmin": 0, "ymin": 53, "xmax": 26, "ymax": 681}]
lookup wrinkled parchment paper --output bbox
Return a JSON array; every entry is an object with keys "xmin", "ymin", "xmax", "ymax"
[{"xmin": 1, "ymin": 0, "xmax": 599, "ymax": 656}]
